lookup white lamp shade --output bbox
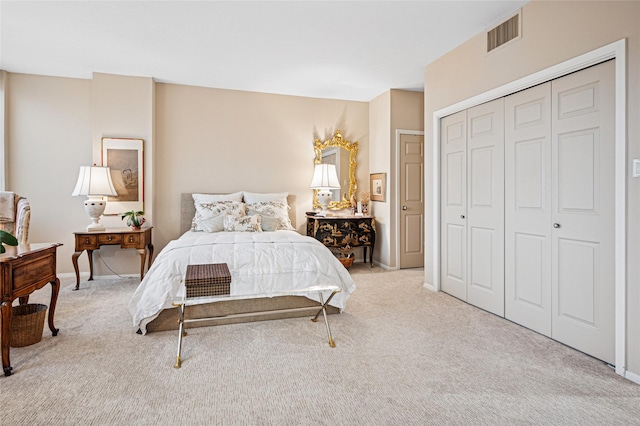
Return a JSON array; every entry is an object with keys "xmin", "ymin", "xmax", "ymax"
[
  {"xmin": 310, "ymin": 164, "xmax": 340, "ymax": 190},
  {"xmin": 72, "ymin": 166, "xmax": 118, "ymax": 197}
]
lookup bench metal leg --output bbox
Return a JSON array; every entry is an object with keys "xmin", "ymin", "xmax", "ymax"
[
  {"xmin": 311, "ymin": 291, "xmax": 338, "ymax": 348},
  {"xmin": 174, "ymin": 303, "xmax": 187, "ymax": 368}
]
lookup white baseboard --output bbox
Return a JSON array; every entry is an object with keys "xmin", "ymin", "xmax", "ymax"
[
  {"xmin": 423, "ymin": 282, "xmax": 436, "ymax": 292},
  {"xmin": 57, "ymin": 272, "xmax": 139, "ymax": 281},
  {"xmin": 625, "ymin": 369, "xmax": 640, "ymax": 385},
  {"xmin": 373, "ymin": 261, "xmax": 395, "ymax": 271}
]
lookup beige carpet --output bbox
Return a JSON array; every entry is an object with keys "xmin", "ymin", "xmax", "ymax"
[{"xmin": 1, "ymin": 263, "xmax": 638, "ymax": 425}]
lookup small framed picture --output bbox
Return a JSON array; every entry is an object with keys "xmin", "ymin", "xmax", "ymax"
[
  {"xmin": 101, "ymin": 137, "xmax": 144, "ymax": 215},
  {"xmin": 370, "ymin": 173, "xmax": 386, "ymax": 202}
]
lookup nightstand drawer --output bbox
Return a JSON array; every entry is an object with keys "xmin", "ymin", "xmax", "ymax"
[
  {"xmin": 76, "ymin": 234, "xmax": 98, "ymax": 250},
  {"xmin": 122, "ymin": 233, "xmax": 141, "ymax": 248},
  {"xmin": 98, "ymin": 234, "xmax": 122, "ymax": 245}
]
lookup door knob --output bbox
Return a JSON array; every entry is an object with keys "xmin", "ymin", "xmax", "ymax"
[
  {"xmin": 460, "ymin": 215, "xmax": 465, "ymax": 219},
  {"xmin": 553, "ymin": 223, "xmax": 561, "ymax": 228},
  {"xmin": 402, "ymin": 206, "xmax": 407, "ymax": 210}
]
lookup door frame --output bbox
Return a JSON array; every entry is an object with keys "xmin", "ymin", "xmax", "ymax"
[
  {"xmin": 429, "ymin": 39, "xmax": 627, "ymax": 378},
  {"xmin": 395, "ymin": 129, "xmax": 425, "ymax": 269}
]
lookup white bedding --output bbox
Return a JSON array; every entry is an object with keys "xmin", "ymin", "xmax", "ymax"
[{"xmin": 128, "ymin": 230, "xmax": 357, "ymax": 334}]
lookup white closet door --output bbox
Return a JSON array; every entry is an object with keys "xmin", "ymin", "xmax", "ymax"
[
  {"xmin": 551, "ymin": 60, "xmax": 615, "ymax": 364},
  {"xmin": 441, "ymin": 110, "xmax": 467, "ymax": 301},
  {"xmin": 466, "ymin": 98, "xmax": 505, "ymax": 316},
  {"xmin": 505, "ymin": 83, "xmax": 552, "ymax": 336}
]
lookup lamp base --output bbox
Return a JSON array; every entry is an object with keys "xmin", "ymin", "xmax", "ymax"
[
  {"xmin": 317, "ymin": 190, "xmax": 333, "ymax": 216},
  {"xmin": 84, "ymin": 197, "xmax": 107, "ymax": 232},
  {"xmin": 86, "ymin": 222, "xmax": 106, "ymax": 232}
]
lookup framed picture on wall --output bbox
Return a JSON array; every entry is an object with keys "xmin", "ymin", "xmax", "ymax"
[
  {"xmin": 101, "ymin": 137, "xmax": 144, "ymax": 215},
  {"xmin": 370, "ymin": 172, "xmax": 386, "ymax": 202}
]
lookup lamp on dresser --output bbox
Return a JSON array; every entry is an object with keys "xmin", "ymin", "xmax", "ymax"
[
  {"xmin": 310, "ymin": 163, "xmax": 340, "ymax": 216},
  {"xmin": 72, "ymin": 165, "xmax": 118, "ymax": 232}
]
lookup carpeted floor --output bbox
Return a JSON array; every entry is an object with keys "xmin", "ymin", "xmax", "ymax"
[{"xmin": 1, "ymin": 264, "xmax": 638, "ymax": 425}]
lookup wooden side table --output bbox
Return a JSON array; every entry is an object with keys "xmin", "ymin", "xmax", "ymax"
[
  {"xmin": 1, "ymin": 243, "xmax": 62, "ymax": 376},
  {"xmin": 72, "ymin": 227, "xmax": 154, "ymax": 290},
  {"xmin": 306, "ymin": 215, "xmax": 376, "ymax": 267}
]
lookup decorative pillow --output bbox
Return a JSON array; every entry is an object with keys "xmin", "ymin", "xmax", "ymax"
[
  {"xmin": 192, "ymin": 192, "xmax": 243, "ymax": 203},
  {"xmin": 223, "ymin": 214, "xmax": 262, "ymax": 232},
  {"xmin": 247, "ymin": 201, "xmax": 294, "ymax": 231},
  {"xmin": 192, "ymin": 201, "xmax": 247, "ymax": 231},
  {"xmin": 242, "ymin": 191, "xmax": 288, "ymax": 204},
  {"xmin": 196, "ymin": 215, "xmax": 226, "ymax": 233},
  {"xmin": 256, "ymin": 215, "xmax": 282, "ymax": 232}
]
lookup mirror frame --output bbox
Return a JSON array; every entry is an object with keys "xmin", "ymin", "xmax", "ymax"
[{"xmin": 313, "ymin": 130, "xmax": 358, "ymax": 210}]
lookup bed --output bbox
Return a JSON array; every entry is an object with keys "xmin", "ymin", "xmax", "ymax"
[{"xmin": 128, "ymin": 192, "xmax": 356, "ymax": 334}]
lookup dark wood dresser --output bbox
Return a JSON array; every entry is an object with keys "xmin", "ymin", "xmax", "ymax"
[{"xmin": 306, "ymin": 215, "xmax": 376, "ymax": 267}]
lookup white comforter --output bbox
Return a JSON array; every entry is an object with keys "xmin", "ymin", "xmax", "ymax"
[{"xmin": 128, "ymin": 230, "xmax": 356, "ymax": 334}]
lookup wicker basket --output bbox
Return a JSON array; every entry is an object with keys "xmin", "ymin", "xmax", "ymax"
[
  {"xmin": 10, "ymin": 304, "xmax": 47, "ymax": 348},
  {"xmin": 338, "ymin": 257, "xmax": 354, "ymax": 269}
]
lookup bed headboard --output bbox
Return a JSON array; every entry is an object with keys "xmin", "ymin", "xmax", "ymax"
[{"xmin": 180, "ymin": 193, "xmax": 297, "ymax": 234}]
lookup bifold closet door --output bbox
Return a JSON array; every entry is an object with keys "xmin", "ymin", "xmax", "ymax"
[
  {"xmin": 441, "ymin": 110, "xmax": 467, "ymax": 301},
  {"xmin": 466, "ymin": 99, "xmax": 505, "ymax": 316},
  {"xmin": 505, "ymin": 61, "xmax": 615, "ymax": 364},
  {"xmin": 505, "ymin": 82, "xmax": 553, "ymax": 336},
  {"xmin": 551, "ymin": 60, "xmax": 615, "ymax": 365},
  {"xmin": 441, "ymin": 99, "xmax": 504, "ymax": 317}
]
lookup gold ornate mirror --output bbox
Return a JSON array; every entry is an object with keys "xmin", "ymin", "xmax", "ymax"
[{"xmin": 313, "ymin": 130, "xmax": 358, "ymax": 210}]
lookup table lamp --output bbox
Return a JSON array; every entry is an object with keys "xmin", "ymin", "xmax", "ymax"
[
  {"xmin": 72, "ymin": 166, "xmax": 118, "ymax": 232},
  {"xmin": 310, "ymin": 164, "xmax": 340, "ymax": 216}
]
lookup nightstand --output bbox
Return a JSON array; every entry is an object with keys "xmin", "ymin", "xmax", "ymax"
[
  {"xmin": 306, "ymin": 215, "xmax": 376, "ymax": 267},
  {"xmin": 71, "ymin": 227, "xmax": 154, "ymax": 290}
]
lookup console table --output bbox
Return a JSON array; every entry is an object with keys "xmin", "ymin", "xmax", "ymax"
[
  {"xmin": 306, "ymin": 215, "xmax": 376, "ymax": 267},
  {"xmin": 72, "ymin": 227, "xmax": 154, "ymax": 290},
  {"xmin": 1, "ymin": 243, "xmax": 62, "ymax": 376}
]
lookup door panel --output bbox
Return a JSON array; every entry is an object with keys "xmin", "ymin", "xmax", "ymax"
[
  {"xmin": 446, "ymin": 224, "xmax": 465, "ymax": 282},
  {"xmin": 466, "ymin": 99, "xmax": 504, "ymax": 316},
  {"xmin": 551, "ymin": 60, "xmax": 615, "ymax": 364},
  {"xmin": 470, "ymin": 226, "xmax": 495, "ymax": 290},
  {"xmin": 514, "ymin": 233, "xmax": 545, "ymax": 307},
  {"xmin": 557, "ymin": 238, "xmax": 598, "ymax": 325},
  {"xmin": 404, "ymin": 214, "xmax": 423, "ymax": 255},
  {"xmin": 441, "ymin": 111, "xmax": 467, "ymax": 300},
  {"xmin": 399, "ymin": 133, "xmax": 424, "ymax": 268},
  {"xmin": 557, "ymin": 129, "xmax": 598, "ymax": 212},
  {"xmin": 505, "ymin": 82, "xmax": 552, "ymax": 336}
]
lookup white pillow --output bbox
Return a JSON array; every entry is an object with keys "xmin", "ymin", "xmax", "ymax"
[
  {"xmin": 256, "ymin": 214, "xmax": 282, "ymax": 232},
  {"xmin": 196, "ymin": 215, "xmax": 226, "ymax": 233},
  {"xmin": 242, "ymin": 191, "xmax": 288, "ymax": 204},
  {"xmin": 192, "ymin": 201, "xmax": 246, "ymax": 231},
  {"xmin": 223, "ymin": 214, "xmax": 262, "ymax": 232},
  {"xmin": 193, "ymin": 192, "xmax": 243, "ymax": 203},
  {"xmin": 247, "ymin": 201, "xmax": 294, "ymax": 231}
]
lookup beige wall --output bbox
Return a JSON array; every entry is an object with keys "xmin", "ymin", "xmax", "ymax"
[
  {"xmin": 5, "ymin": 73, "xmax": 369, "ymax": 275},
  {"xmin": 368, "ymin": 91, "xmax": 391, "ymax": 266},
  {"xmin": 424, "ymin": 0, "xmax": 640, "ymax": 375},
  {"xmin": 153, "ymin": 83, "xmax": 369, "ymax": 251},
  {"xmin": 6, "ymin": 73, "xmax": 92, "ymax": 272},
  {"xmin": 369, "ymin": 89, "xmax": 424, "ymax": 268},
  {"xmin": 89, "ymin": 73, "xmax": 156, "ymax": 275}
]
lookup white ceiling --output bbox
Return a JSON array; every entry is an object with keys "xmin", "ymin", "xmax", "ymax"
[{"xmin": 0, "ymin": 0, "xmax": 529, "ymax": 102}]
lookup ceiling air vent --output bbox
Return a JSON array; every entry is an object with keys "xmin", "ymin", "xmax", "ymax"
[{"xmin": 487, "ymin": 11, "xmax": 521, "ymax": 53}]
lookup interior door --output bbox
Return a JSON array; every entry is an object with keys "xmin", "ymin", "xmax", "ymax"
[
  {"xmin": 441, "ymin": 111, "xmax": 467, "ymax": 301},
  {"xmin": 466, "ymin": 98, "xmax": 505, "ymax": 316},
  {"xmin": 505, "ymin": 82, "xmax": 552, "ymax": 336},
  {"xmin": 551, "ymin": 60, "xmax": 615, "ymax": 364},
  {"xmin": 399, "ymin": 133, "xmax": 424, "ymax": 268}
]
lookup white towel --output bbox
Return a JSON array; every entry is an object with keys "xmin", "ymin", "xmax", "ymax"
[{"xmin": 0, "ymin": 191, "xmax": 15, "ymax": 223}]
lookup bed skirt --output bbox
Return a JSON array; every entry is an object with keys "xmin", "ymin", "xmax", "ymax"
[{"xmin": 146, "ymin": 295, "xmax": 340, "ymax": 332}]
